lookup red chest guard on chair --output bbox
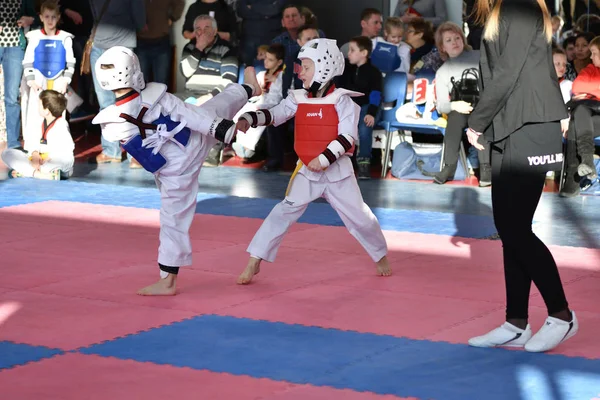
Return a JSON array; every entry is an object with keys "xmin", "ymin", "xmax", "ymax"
[{"xmin": 292, "ymin": 87, "xmax": 359, "ymax": 165}]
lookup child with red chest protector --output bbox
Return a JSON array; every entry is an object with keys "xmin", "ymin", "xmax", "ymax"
[{"xmin": 235, "ymin": 39, "xmax": 391, "ymax": 285}]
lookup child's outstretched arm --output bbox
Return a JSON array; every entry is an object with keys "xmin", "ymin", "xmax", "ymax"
[
  {"xmin": 236, "ymin": 94, "xmax": 298, "ymax": 132},
  {"xmin": 315, "ymin": 95, "xmax": 360, "ymax": 169}
]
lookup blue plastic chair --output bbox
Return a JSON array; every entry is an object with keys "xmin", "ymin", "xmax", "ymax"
[{"xmin": 377, "ymin": 71, "xmax": 468, "ymax": 178}]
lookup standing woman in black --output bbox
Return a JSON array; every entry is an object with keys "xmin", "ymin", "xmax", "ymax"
[{"xmin": 466, "ymin": 0, "xmax": 579, "ymax": 353}]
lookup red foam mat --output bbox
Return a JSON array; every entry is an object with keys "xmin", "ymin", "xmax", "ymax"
[{"xmin": 0, "ymin": 353, "xmax": 412, "ymax": 400}]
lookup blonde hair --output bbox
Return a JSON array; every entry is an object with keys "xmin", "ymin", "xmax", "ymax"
[
  {"xmin": 435, "ymin": 22, "xmax": 471, "ymax": 60},
  {"xmin": 474, "ymin": 0, "xmax": 552, "ymax": 42},
  {"xmin": 590, "ymin": 36, "xmax": 600, "ymax": 50},
  {"xmin": 384, "ymin": 16, "xmax": 404, "ymax": 33}
]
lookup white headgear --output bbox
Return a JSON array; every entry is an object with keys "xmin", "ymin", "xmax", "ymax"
[
  {"xmin": 297, "ymin": 38, "xmax": 345, "ymax": 90},
  {"xmin": 95, "ymin": 46, "xmax": 145, "ymax": 92}
]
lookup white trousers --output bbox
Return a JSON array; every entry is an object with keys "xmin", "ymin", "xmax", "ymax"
[
  {"xmin": 247, "ymin": 172, "xmax": 388, "ymax": 263},
  {"xmin": 1, "ymin": 148, "xmax": 74, "ymax": 177},
  {"xmin": 156, "ymin": 83, "xmax": 248, "ymax": 267}
]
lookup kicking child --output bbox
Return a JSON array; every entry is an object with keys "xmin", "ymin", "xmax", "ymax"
[
  {"xmin": 91, "ymin": 46, "xmax": 261, "ymax": 295},
  {"xmin": 236, "ymin": 38, "xmax": 391, "ymax": 285}
]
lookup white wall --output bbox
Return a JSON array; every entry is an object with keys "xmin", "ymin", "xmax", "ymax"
[{"xmin": 388, "ymin": 0, "xmax": 462, "ymax": 24}]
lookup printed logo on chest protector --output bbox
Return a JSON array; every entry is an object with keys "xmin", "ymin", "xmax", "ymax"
[
  {"xmin": 45, "ymin": 42, "xmax": 57, "ymax": 48},
  {"xmin": 528, "ymin": 153, "xmax": 563, "ymax": 166},
  {"xmin": 306, "ymin": 108, "xmax": 323, "ymax": 119},
  {"xmin": 378, "ymin": 46, "xmax": 392, "ymax": 53}
]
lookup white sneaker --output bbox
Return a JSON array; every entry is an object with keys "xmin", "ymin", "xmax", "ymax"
[
  {"xmin": 524, "ymin": 311, "xmax": 578, "ymax": 353},
  {"xmin": 468, "ymin": 322, "xmax": 532, "ymax": 348}
]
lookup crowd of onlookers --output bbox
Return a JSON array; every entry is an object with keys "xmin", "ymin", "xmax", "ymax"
[{"xmin": 0, "ymin": 0, "xmax": 598, "ymax": 191}]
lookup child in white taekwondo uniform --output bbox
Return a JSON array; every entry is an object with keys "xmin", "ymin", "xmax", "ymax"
[
  {"xmin": 236, "ymin": 39, "xmax": 391, "ymax": 285},
  {"xmin": 91, "ymin": 47, "xmax": 261, "ymax": 296},
  {"xmin": 2, "ymin": 90, "xmax": 74, "ymax": 179},
  {"xmin": 21, "ymin": 1, "xmax": 75, "ymax": 150}
]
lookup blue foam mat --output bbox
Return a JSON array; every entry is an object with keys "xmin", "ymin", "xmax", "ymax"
[
  {"xmin": 0, "ymin": 341, "xmax": 63, "ymax": 370},
  {"xmin": 80, "ymin": 315, "xmax": 600, "ymax": 400},
  {"xmin": 0, "ymin": 179, "xmax": 498, "ymax": 238}
]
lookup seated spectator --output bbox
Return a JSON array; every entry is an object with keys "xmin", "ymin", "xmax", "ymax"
[
  {"xmin": 371, "ymin": 16, "xmax": 411, "ymax": 74},
  {"xmin": 405, "ymin": 18, "xmax": 442, "ymax": 75},
  {"xmin": 564, "ymin": 36, "xmax": 600, "ymax": 185},
  {"xmin": 432, "ymin": 22, "xmax": 490, "ymax": 186},
  {"xmin": 568, "ymin": 32, "xmax": 595, "ymax": 79},
  {"xmin": 180, "ymin": 15, "xmax": 239, "ymax": 100},
  {"xmin": 2, "ymin": 90, "xmax": 74, "ymax": 180},
  {"xmin": 180, "ymin": 14, "xmax": 239, "ymax": 166},
  {"xmin": 232, "ymin": 44, "xmax": 285, "ymax": 159},
  {"xmin": 340, "ymin": 8, "xmax": 383, "ymax": 57},
  {"xmin": 182, "ymin": 0, "xmax": 237, "ymax": 43},
  {"xmin": 338, "ymin": 36, "xmax": 383, "ymax": 180},
  {"xmin": 393, "ymin": 0, "xmax": 447, "ymax": 28}
]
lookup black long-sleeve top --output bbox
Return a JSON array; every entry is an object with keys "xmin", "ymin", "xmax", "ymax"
[
  {"xmin": 468, "ymin": 0, "xmax": 568, "ymax": 142},
  {"xmin": 337, "ymin": 59, "xmax": 383, "ymax": 118}
]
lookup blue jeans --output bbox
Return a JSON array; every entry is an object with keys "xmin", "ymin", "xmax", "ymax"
[
  {"xmin": 0, "ymin": 46, "xmax": 25, "ymax": 149},
  {"xmin": 136, "ymin": 37, "xmax": 171, "ymax": 85},
  {"xmin": 357, "ymin": 104, "xmax": 380, "ymax": 160},
  {"xmin": 91, "ymin": 46, "xmax": 121, "ymax": 158}
]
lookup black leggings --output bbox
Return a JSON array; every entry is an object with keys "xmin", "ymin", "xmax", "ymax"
[
  {"xmin": 491, "ymin": 133, "xmax": 569, "ymax": 319},
  {"xmin": 571, "ymin": 104, "xmax": 600, "ymax": 159}
]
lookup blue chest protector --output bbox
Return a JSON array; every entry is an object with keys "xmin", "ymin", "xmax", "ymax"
[
  {"xmin": 120, "ymin": 112, "xmax": 191, "ymax": 174},
  {"xmin": 33, "ymin": 39, "xmax": 67, "ymax": 79},
  {"xmin": 370, "ymin": 42, "xmax": 401, "ymax": 74}
]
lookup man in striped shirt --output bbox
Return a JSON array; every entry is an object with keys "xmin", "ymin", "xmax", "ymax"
[{"xmin": 180, "ymin": 15, "xmax": 238, "ymax": 100}]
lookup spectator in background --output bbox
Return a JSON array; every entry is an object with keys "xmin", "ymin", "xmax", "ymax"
[
  {"xmin": 405, "ymin": 17, "xmax": 440, "ymax": 74},
  {"xmin": 137, "ymin": 0, "xmax": 185, "ymax": 86},
  {"xmin": 340, "ymin": 8, "xmax": 383, "ymax": 57},
  {"xmin": 182, "ymin": 0, "xmax": 237, "ymax": 44},
  {"xmin": 0, "ymin": 0, "xmax": 38, "ymax": 150},
  {"xmin": 393, "ymin": 0, "xmax": 447, "ymax": 28},
  {"xmin": 338, "ymin": 36, "xmax": 383, "ymax": 180},
  {"xmin": 272, "ymin": 4, "xmax": 306, "ymax": 97},
  {"xmin": 60, "ymin": 0, "xmax": 94, "ymax": 117},
  {"xmin": 180, "ymin": 14, "xmax": 239, "ymax": 166},
  {"xmin": 89, "ymin": 0, "xmax": 146, "ymax": 165},
  {"xmin": 237, "ymin": 0, "xmax": 287, "ymax": 66}
]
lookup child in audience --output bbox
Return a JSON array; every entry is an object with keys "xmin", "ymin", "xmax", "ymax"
[
  {"xmin": 2, "ymin": 90, "xmax": 74, "ymax": 180},
  {"xmin": 232, "ymin": 44, "xmax": 285, "ymax": 159},
  {"xmin": 21, "ymin": 0, "xmax": 75, "ymax": 152},
  {"xmin": 235, "ymin": 39, "xmax": 391, "ymax": 284},
  {"xmin": 256, "ymin": 45, "xmax": 269, "ymax": 61},
  {"xmin": 91, "ymin": 46, "xmax": 261, "ymax": 296},
  {"xmin": 371, "ymin": 16, "xmax": 411, "ymax": 74},
  {"xmin": 338, "ymin": 36, "xmax": 383, "ymax": 179},
  {"xmin": 568, "ymin": 36, "xmax": 600, "ymax": 180}
]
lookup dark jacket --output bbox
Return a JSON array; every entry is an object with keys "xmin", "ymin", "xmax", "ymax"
[
  {"xmin": 182, "ymin": 0, "xmax": 238, "ymax": 44},
  {"xmin": 468, "ymin": 0, "xmax": 568, "ymax": 142},
  {"xmin": 60, "ymin": 0, "xmax": 93, "ymax": 37},
  {"xmin": 338, "ymin": 59, "xmax": 383, "ymax": 117}
]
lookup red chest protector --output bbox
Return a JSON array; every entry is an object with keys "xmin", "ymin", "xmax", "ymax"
[{"xmin": 292, "ymin": 86, "xmax": 361, "ymax": 165}]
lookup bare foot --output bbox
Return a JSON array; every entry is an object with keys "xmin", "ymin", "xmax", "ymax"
[
  {"xmin": 376, "ymin": 256, "xmax": 392, "ymax": 277},
  {"xmin": 137, "ymin": 274, "xmax": 177, "ymax": 296},
  {"xmin": 243, "ymin": 67, "xmax": 262, "ymax": 97},
  {"xmin": 237, "ymin": 258, "xmax": 261, "ymax": 285}
]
